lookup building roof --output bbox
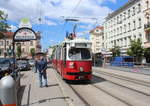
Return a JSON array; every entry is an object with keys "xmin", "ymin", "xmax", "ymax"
[
  {"xmin": 0, "ymin": 31, "xmax": 41, "ymax": 39},
  {"xmin": 105, "ymin": 0, "xmax": 140, "ymax": 20},
  {"xmin": 0, "ymin": 31, "xmax": 14, "ymax": 39},
  {"xmin": 89, "ymin": 26, "xmax": 103, "ymax": 34}
]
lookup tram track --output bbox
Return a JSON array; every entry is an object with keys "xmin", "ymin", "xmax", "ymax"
[
  {"xmin": 91, "ymin": 84, "xmax": 132, "ymax": 106},
  {"xmin": 69, "ymin": 80, "xmax": 131, "ymax": 106},
  {"xmin": 94, "ymin": 70, "xmax": 150, "ymax": 87},
  {"xmin": 53, "ymin": 67, "xmax": 150, "ymax": 106},
  {"xmin": 93, "ymin": 71, "xmax": 150, "ymax": 96},
  {"xmin": 69, "ymin": 73, "xmax": 150, "ymax": 106},
  {"xmin": 68, "ymin": 84, "xmax": 91, "ymax": 106}
]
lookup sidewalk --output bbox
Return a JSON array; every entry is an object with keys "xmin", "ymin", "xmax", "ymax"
[
  {"xmin": 18, "ymin": 68, "xmax": 69, "ymax": 106},
  {"xmin": 93, "ymin": 67, "xmax": 150, "ymax": 84},
  {"xmin": 102, "ymin": 64, "xmax": 150, "ymax": 75}
]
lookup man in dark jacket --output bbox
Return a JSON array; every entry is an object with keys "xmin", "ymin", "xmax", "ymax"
[{"xmin": 36, "ymin": 56, "xmax": 48, "ymax": 87}]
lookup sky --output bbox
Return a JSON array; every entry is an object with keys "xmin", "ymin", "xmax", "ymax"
[{"xmin": 0, "ymin": 0, "xmax": 128, "ymax": 50}]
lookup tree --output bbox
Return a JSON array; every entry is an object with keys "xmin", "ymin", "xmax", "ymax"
[
  {"xmin": 0, "ymin": 10, "xmax": 9, "ymax": 32},
  {"xmin": 110, "ymin": 45, "xmax": 120, "ymax": 57},
  {"xmin": 17, "ymin": 43, "xmax": 21, "ymax": 59},
  {"xmin": 0, "ymin": 10, "xmax": 9, "ymax": 58},
  {"xmin": 143, "ymin": 48, "xmax": 150, "ymax": 63},
  {"xmin": 30, "ymin": 48, "xmax": 35, "ymax": 58},
  {"xmin": 127, "ymin": 38, "xmax": 143, "ymax": 63}
]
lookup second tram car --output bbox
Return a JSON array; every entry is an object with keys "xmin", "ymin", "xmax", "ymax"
[{"xmin": 52, "ymin": 38, "xmax": 92, "ymax": 81}]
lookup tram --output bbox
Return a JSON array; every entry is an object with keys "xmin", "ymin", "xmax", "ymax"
[{"xmin": 52, "ymin": 37, "xmax": 92, "ymax": 81}]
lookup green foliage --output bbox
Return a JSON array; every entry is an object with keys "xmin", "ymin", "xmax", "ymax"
[
  {"xmin": 127, "ymin": 38, "xmax": 143, "ymax": 57},
  {"xmin": 0, "ymin": 10, "xmax": 8, "ymax": 32},
  {"xmin": 127, "ymin": 38, "xmax": 143, "ymax": 62},
  {"xmin": 17, "ymin": 44, "xmax": 21, "ymax": 58},
  {"xmin": 144, "ymin": 48, "xmax": 150, "ymax": 58},
  {"xmin": 30, "ymin": 48, "xmax": 35, "ymax": 58},
  {"xmin": 143, "ymin": 48, "xmax": 150, "ymax": 63},
  {"xmin": 0, "ymin": 10, "xmax": 9, "ymax": 39},
  {"xmin": 110, "ymin": 46, "xmax": 120, "ymax": 57}
]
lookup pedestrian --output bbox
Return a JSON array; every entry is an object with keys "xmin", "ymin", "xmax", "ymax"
[{"xmin": 35, "ymin": 55, "xmax": 48, "ymax": 88}]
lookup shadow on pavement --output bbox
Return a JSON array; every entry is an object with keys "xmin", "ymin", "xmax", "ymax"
[
  {"xmin": 21, "ymin": 96, "xmax": 70, "ymax": 106},
  {"xmin": 46, "ymin": 83, "xmax": 59, "ymax": 87},
  {"xmin": 66, "ymin": 75, "xmax": 106, "ymax": 85},
  {"xmin": 17, "ymin": 85, "xmax": 26, "ymax": 106},
  {"xmin": 91, "ymin": 75, "xmax": 106, "ymax": 84}
]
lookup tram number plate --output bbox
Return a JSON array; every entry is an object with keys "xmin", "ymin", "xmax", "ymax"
[{"xmin": 79, "ymin": 76, "xmax": 84, "ymax": 79}]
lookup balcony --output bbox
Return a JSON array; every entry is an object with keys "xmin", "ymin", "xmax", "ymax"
[{"xmin": 144, "ymin": 22, "xmax": 150, "ymax": 31}]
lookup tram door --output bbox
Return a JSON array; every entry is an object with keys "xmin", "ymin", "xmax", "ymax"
[{"xmin": 61, "ymin": 47, "xmax": 66, "ymax": 76}]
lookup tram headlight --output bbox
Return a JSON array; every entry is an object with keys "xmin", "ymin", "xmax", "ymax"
[
  {"xmin": 69, "ymin": 62, "xmax": 74, "ymax": 68},
  {"xmin": 80, "ymin": 67, "xmax": 84, "ymax": 72}
]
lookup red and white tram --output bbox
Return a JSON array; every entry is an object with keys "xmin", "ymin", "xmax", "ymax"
[{"xmin": 52, "ymin": 37, "xmax": 92, "ymax": 81}]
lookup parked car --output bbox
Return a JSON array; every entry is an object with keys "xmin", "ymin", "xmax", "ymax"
[
  {"xmin": 0, "ymin": 59, "xmax": 13, "ymax": 79},
  {"xmin": 17, "ymin": 60, "xmax": 30, "ymax": 71},
  {"xmin": 28, "ymin": 59, "xmax": 35, "ymax": 67}
]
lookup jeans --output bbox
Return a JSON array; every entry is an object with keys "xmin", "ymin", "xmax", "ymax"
[{"xmin": 38, "ymin": 71, "xmax": 48, "ymax": 87}]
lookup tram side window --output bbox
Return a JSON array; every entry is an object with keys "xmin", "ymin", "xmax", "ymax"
[
  {"xmin": 62, "ymin": 47, "xmax": 66, "ymax": 60},
  {"xmin": 56, "ymin": 47, "xmax": 61, "ymax": 60},
  {"xmin": 69, "ymin": 48, "xmax": 91, "ymax": 60}
]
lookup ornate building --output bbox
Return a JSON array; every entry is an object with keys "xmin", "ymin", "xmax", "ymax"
[
  {"xmin": 0, "ymin": 31, "xmax": 41, "ymax": 58},
  {"xmin": 103, "ymin": 0, "xmax": 150, "ymax": 56},
  {"xmin": 90, "ymin": 26, "xmax": 104, "ymax": 54}
]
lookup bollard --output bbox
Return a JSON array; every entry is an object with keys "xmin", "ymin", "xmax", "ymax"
[{"xmin": 0, "ymin": 76, "xmax": 17, "ymax": 106}]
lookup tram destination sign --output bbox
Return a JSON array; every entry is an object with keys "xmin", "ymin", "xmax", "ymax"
[{"xmin": 14, "ymin": 27, "xmax": 36, "ymax": 41}]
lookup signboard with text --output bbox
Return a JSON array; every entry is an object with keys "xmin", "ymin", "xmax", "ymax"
[{"xmin": 14, "ymin": 27, "xmax": 36, "ymax": 41}]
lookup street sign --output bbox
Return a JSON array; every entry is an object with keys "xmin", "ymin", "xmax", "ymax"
[
  {"xmin": 13, "ymin": 27, "xmax": 36, "ymax": 41},
  {"xmin": 19, "ymin": 18, "xmax": 32, "ymax": 28}
]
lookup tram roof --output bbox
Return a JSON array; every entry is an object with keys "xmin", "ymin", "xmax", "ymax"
[{"xmin": 62, "ymin": 37, "xmax": 91, "ymax": 44}]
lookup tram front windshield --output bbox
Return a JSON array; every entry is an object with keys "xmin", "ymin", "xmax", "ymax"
[{"xmin": 69, "ymin": 48, "xmax": 91, "ymax": 60}]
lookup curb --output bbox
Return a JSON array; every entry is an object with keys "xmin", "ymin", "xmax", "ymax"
[{"xmin": 52, "ymin": 69, "xmax": 87, "ymax": 106}]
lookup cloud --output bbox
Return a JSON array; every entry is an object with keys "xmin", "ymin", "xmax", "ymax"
[
  {"xmin": 0, "ymin": 0, "xmax": 113, "ymax": 25},
  {"xmin": 7, "ymin": 25, "xmax": 17, "ymax": 31}
]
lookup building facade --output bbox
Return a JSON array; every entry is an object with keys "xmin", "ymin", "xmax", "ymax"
[
  {"xmin": 143, "ymin": 0, "xmax": 150, "ymax": 47},
  {"xmin": 103, "ymin": 0, "xmax": 150, "ymax": 55},
  {"xmin": 0, "ymin": 31, "xmax": 41, "ymax": 58},
  {"xmin": 90, "ymin": 26, "xmax": 104, "ymax": 54}
]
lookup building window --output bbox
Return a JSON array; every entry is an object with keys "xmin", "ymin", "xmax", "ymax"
[
  {"xmin": 128, "ymin": 9, "xmax": 130, "ymax": 18},
  {"xmin": 22, "ymin": 48, "xmax": 25, "ymax": 52},
  {"xmin": 133, "ymin": 20, "xmax": 136, "ymax": 30},
  {"xmin": 132, "ymin": 7, "xmax": 135, "ymax": 16},
  {"xmin": 124, "ymin": 12, "xmax": 126, "ymax": 20},
  {"xmin": 124, "ymin": 25, "xmax": 127, "ymax": 33},
  {"xmin": 120, "ymin": 14, "xmax": 122, "ymax": 23},
  {"xmin": 146, "ymin": 1, "xmax": 149, "ymax": 9},
  {"xmin": 114, "ymin": 18, "xmax": 116, "ymax": 25},
  {"xmin": 117, "ymin": 16, "xmax": 119, "ymax": 24},
  {"xmin": 139, "ymin": 33, "xmax": 142, "ymax": 39},
  {"xmin": 30, "ymin": 41, "xmax": 33, "ymax": 46},
  {"xmin": 128, "ymin": 23, "xmax": 131, "ymax": 31},
  {"xmin": 6, "ymin": 41, "xmax": 9, "ymax": 46},
  {"xmin": 117, "ymin": 28, "xmax": 119, "ymax": 35},
  {"xmin": 96, "ymin": 29, "xmax": 99, "ymax": 33},
  {"xmin": 137, "ymin": 3, "xmax": 141, "ymax": 13},
  {"xmin": 138, "ymin": 18, "xmax": 141, "ymax": 28},
  {"xmin": 146, "ymin": 16, "xmax": 150, "ymax": 24},
  {"xmin": 134, "ymin": 35, "xmax": 136, "ymax": 39},
  {"xmin": 120, "ymin": 26, "xmax": 122, "ymax": 34},
  {"xmin": 0, "ymin": 41, "xmax": 3, "ymax": 46},
  {"xmin": 147, "ymin": 32, "xmax": 150, "ymax": 42},
  {"xmin": 22, "ymin": 42, "xmax": 25, "ymax": 45}
]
